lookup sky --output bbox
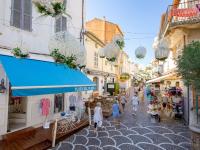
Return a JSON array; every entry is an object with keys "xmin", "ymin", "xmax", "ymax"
[{"xmin": 86, "ymin": 0, "xmax": 173, "ymax": 67}]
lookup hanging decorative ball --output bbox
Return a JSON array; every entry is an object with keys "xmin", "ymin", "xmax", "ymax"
[
  {"xmin": 155, "ymin": 38, "xmax": 170, "ymax": 61},
  {"xmin": 103, "ymin": 42, "xmax": 120, "ymax": 61},
  {"xmin": 99, "ymin": 48, "xmax": 105, "ymax": 58},
  {"xmin": 135, "ymin": 46, "xmax": 147, "ymax": 59},
  {"xmin": 48, "ymin": 31, "xmax": 86, "ymax": 66}
]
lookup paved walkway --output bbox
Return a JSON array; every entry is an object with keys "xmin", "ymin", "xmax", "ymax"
[{"xmin": 54, "ymin": 101, "xmax": 192, "ymax": 150}]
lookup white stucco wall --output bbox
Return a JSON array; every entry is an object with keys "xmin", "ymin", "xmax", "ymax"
[
  {"xmin": 0, "ymin": 0, "xmax": 83, "ymax": 54},
  {"xmin": 0, "ymin": 0, "xmax": 85, "ymax": 136}
]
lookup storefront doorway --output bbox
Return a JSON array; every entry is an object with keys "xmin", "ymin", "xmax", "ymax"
[{"xmin": 8, "ymin": 97, "xmax": 27, "ymax": 132}]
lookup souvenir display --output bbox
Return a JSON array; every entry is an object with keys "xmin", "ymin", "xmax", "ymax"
[{"xmin": 85, "ymin": 96, "xmax": 115, "ymax": 117}]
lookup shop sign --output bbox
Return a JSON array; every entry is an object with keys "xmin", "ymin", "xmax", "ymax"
[
  {"xmin": 170, "ymin": 6, "xmax": 199, "ymax": 17},
  {"xmin": 75, "ymin": 86, "xmax": 95, "ymax": 92}
]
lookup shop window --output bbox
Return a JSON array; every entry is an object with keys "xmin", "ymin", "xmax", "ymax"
[
  {"xmin": 11, "ymin": 0, "xmax": 32, "ymax": 31},
  {"xmin": 54, "ymin": 94, "xmax": 64, "ymax": 113}
]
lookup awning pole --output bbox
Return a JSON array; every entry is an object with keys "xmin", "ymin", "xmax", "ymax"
[
  {"xmin": 52, "ymin": 119, "xmax": 58, "ymax": 147},
  {"xmin": 88, "ymin": 107, "xmax": 92, "ymax": 126}
]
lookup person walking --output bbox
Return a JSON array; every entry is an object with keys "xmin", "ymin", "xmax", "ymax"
[
  {"xmin": 93, "ymin": 102, "xmax": 103, "ymax": 133},
  {"xmin": 112, "ymin": 100, "xmax": 120, "ymax": 125},
  {"xmin": 138, "ymin": 87, "xmax": 144, "ymax": 103},
  {"xmin": 121, "ymin": 93, "xmax": 127, "ymax": 112},
  {"xmin": 132, "ymin": 92, "xmax": 139, "ymax": 115}
]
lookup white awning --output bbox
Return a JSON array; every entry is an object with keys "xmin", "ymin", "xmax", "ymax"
[{"xmin": 146, "ymin": 73, "xmax": 177, "ymax": 84}]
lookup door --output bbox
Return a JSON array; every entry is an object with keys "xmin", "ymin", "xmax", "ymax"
[{"xmin": 0, "ymin": 64, "xmax": 9, "ymax": 135}]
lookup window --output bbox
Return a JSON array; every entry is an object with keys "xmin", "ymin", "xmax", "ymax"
[
  {"xmin": 94, "ymin": 52, "xmax": 98, "ymax": 68},
  {"xmin": 11, "ymin": 0, "xmax": 32, "ymax": 31},
  {"xmin": 55, "ymin": 0, "xmax": 67, "ymax": 33},
  {"xmin": 55, "ymin": 16, "xmax": 67, "ymax": 32},
  {"xmin": 54, "ymin": 94, "xmax": 64, "ymax": 113}
]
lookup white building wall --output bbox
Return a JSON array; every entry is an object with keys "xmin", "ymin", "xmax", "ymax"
[
  {"xmin": 0, "ymin": 0, "xmax": 85, "ymax": 136},
  {"xmin": 0, "ymin": 0, "xmax": 83, "ymax": 54}
]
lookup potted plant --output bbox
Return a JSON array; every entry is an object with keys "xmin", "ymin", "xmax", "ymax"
[
  {"xmin": 12, "ymin": 47, "xmax": 29, "ymax": 58},
  {"xmin": 33, "ymin": 0, "xmax": 70, "ymax": 17}
]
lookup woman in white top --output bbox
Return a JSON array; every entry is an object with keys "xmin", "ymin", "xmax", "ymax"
[
  {"xmin": 132, "ymin": 92, "xmax": 139, "ymax": 115},
  {"xmin": 93, "ymin": 102, "xmax": 103, "ymax": 133}
]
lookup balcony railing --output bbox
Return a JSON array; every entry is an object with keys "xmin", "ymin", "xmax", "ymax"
[{"xmin": 160, "ymin": 0, "xmax": 200, "ymax": 38}]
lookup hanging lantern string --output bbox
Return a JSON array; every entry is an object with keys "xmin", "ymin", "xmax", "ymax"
[{"xmin": 0, "ymin": 18, "xmax": 155, "ymax": 39}]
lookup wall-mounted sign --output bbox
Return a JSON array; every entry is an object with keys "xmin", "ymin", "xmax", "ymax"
[{"xmin": 170, "ymin": 6, "xmax": 199, "ymax": 17}]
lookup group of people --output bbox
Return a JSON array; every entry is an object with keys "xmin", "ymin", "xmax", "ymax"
[{"xmin": 93, "ymin": 87, "xmax": 141, "ymax": 132}]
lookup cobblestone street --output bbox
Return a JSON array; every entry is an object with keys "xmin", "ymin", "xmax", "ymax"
[{"xmin": 54, "ymin": 101, "xmax": 192, "ymax": 150}]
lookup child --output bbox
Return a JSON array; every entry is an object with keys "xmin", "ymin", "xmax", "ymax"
[
  {"xmin": 93, "ymin": 102, "xmax": 103, "ymax": 133},
  {"xmin": 132, "ymin": 92, "xmax": 139, "ymax": 115},
  {"xmin": 112, "ymin": 100, "xmax": 120, "ymax": 125}
]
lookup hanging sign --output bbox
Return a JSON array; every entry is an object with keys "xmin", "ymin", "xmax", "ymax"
[{"xmin": 170, "ymin": 7, "xmax": 199, "ymax": 17}]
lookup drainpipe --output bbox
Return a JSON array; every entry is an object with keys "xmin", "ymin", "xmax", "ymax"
[{"xmin": 80, "ymin": 0, "xmax": 85, "ymax": 45}]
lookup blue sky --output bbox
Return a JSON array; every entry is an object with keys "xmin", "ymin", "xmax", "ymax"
[{"xmin": 86, "ymin": 0, "xmax": 173, "ymax": 66}]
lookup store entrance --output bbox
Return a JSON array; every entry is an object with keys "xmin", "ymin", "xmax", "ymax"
[{"xmin": 8, "ymin": 97, "xmax": 27, "ymax": 132}]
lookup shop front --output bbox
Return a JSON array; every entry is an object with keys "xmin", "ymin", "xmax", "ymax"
[
  {"xmin": 146, "ymin": 72, "xmax": 189, "ymax": 122},
  {"xmin": 0, "ymin": 54, "xmax": 95, "ymax": 139}
]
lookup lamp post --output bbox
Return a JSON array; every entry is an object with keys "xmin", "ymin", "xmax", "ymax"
[{"xmin": 99, "ymin": 48, "xmax": 106, "ymax": 94}]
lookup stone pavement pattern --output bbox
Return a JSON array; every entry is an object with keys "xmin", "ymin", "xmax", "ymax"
[{"xmin": 53, "ymin": 101, "xmax": 192, "ymax": 150}]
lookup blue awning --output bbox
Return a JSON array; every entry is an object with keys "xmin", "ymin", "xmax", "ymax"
[{"xmin": 0, "ymin": 55, "xmax": 95, "ymax": 96}]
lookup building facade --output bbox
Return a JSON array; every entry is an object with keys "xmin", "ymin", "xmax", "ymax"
[
  {"xmin": 0, "ymin": 0, "xmax": 91, "ymax": 138},
  {"xmin": 84, "ymin": 31, "xmax": 116, "ymax": 95},
  {"xmin": 85, "ymin": 18, "xmax": 134, "ymax": 92},
  {"xmin": 150, "ymin": 0, "xmax": 200, "ymax": 137}
]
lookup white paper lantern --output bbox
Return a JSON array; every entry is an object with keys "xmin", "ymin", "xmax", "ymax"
[
  {"xmin": 99, "ymin": 48, "xmax": 105, "ymax": 58},
  {"xmin": 104, "ymin": 42, "xmax": 119, "ymax": 59},
  {"xmin": 135, "ymin": 46, "xmax": 147, "ymax": 59},
  {"xmin": 48, "ymin": 31, "xmax": 86, "ymax": 66},
  {"xmin": 155, "ymin": 38, "xmax": 170, "ymax": 61}
]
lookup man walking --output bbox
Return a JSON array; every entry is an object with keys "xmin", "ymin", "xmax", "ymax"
[{"xmin": 121, "ymin": 93, "xmax": 127, "ymax": 112}]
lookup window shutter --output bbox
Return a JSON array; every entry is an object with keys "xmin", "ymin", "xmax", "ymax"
[
  {"xmin": 55, "ymin": 17, "xmax": 61, "ymax": 32},
  {"xmin": 23, "ymin": 0, "xmax": 32, "ymax": 31},
  {"xmin": 11, "ymin": 0, "xmax": 22, "ymax": 28},
  {"xmin": 61, "ymin": 16, "xmax": 67, "ymax": 31}
]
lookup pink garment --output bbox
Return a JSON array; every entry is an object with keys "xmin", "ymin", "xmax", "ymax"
[{"xmin": 41, "ymin": 98, "xmax": 50, "ymax": 116}]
